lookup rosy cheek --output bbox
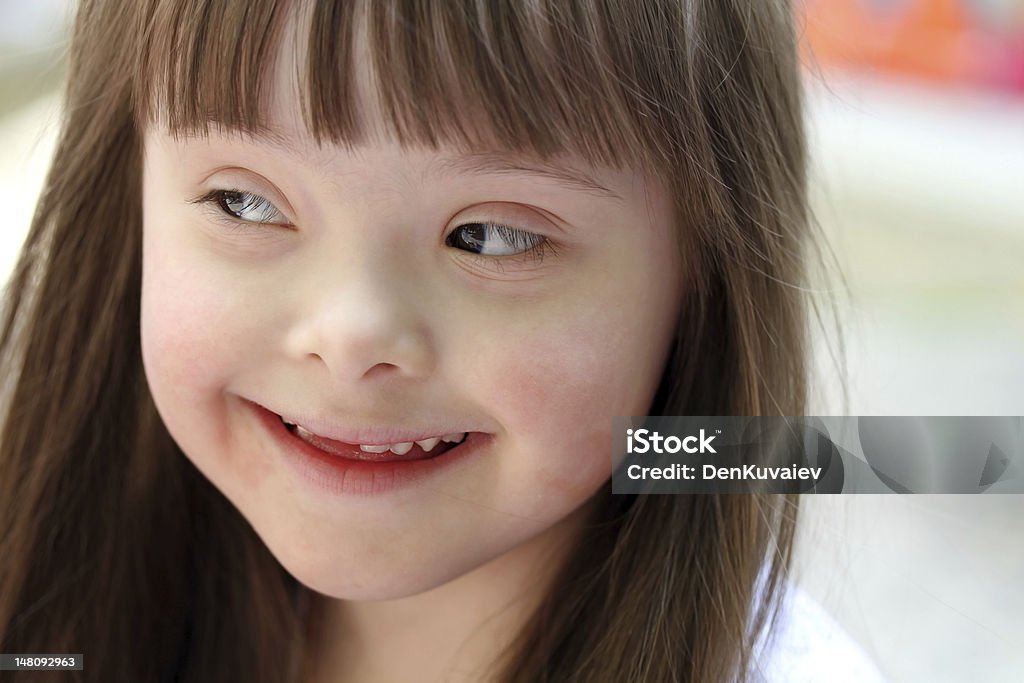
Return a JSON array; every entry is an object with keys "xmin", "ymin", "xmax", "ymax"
[
  {"xmin": 141, "ymin": 260, "xmax": 256, "ymax": 480},
  {"xmin": 142, "ymin": 229, "xmax": 267, "ymax": 382},
  {"xmin": 143, "ymin": 281, "xmax": 220, "ymax": 390},
  {"xmin": 473, "ymin": 321, "xmax": 623, "ymax": 487},
  {"xmin": 485, "ymin": 338, "xmax": 591, "ymax": 431},
  {"xmin": 535, "ymin": 427, "xmax": 615, "ymax": 502}
]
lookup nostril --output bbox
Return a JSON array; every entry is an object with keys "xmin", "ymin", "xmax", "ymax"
[{"xmin": 362, "ymin": 361, "xmax": 402, "ymax": 380}]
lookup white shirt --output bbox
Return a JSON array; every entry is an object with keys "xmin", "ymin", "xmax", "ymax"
[{"xmin": 751, "ymin": 583, "xmax": 887, "ymax": 683}]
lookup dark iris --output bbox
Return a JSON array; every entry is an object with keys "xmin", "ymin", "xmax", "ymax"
[
  {"xmin": 446, "ymin": 224, "xmax": 488, "ymax": 253},
  {"xmin": 219, "ymin": 191, "xmax": 253, "ymax": 217}
]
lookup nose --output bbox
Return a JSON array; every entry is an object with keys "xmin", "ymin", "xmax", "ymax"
[{"xmin": 284, "ymin": 256, "xmax": 436, "ymax": 384}]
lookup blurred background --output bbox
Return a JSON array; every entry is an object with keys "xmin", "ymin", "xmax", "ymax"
[
  {"xmin": 795, "ymin": 3, "xmax": 1024, "ymax": 683},
  {"xmin": 1, "ymin": 1, "xmax": 1022, "ymax": 681}
]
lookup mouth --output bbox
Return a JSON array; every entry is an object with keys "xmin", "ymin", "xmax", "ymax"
[
  {"xmin": 277, "ymin": 415, "xmax": 470, "ymax": 463},
  {"xmin": 244, "ymin": 399, "xmax": 488, "ymax": 496}
]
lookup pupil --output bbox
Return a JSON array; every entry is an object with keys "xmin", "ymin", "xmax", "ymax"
[
  {"xmin": 222, "ymin": 191, "xmax": 245, "ymax": 214},
  {"xmin": 459, "ymin": 225, "xmax": 486, "ymax": 250},
  {"xmin": 447, "ymin": 224, "xmax": 488, "ymax": 252},
  {"xmin": 464, "ymin": 225, "xmax": 485, "ymax": 242}
]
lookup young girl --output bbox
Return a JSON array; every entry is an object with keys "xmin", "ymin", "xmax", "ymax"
[{"xmin": 0, "ymin": 0, "xmax": 828, "ymax": 680}]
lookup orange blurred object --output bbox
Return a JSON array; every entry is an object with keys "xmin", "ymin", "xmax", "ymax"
[{"xmin": 800, "ymin": 0, "xmax": 1024, "ymax": 92}]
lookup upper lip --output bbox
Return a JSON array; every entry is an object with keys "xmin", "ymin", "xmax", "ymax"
[{"xmin": 255, "ymin": 402, "xmax": 472, "ymax": 445}]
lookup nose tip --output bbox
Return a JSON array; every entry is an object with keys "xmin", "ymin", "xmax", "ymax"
[
  {"xmin": 286, "ymin": 302, "xmax": 435, "ymax": 384},
  {"xmin": 281, "ymin": 234, "xmax": 438, "ymax": 385},
  {"xmin": 309, "ymin": 340, "xmax": 430, "ymax": 382}
]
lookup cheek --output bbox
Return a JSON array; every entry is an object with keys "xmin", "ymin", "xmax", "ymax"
[
  {"xmin": 139, "ymin": 224, "xmax": 285, "ymax": 496},
  {"xmin": 140, "ymin": 252, "xmax": 217, "ymax": 468},
  {"xmin": 139, "ymin": 220, "xmax": 266, "ymax": 456},
  {"xmin": 141, "ymin": 256, "xmax": 228, "ymax": 399},
  {"xmin": 470, "ymin": 296, "xmax": 676, "ymax": 500},
  {"xmin": 140, "ymin": 223, "xmax": 271, "ymax": 397}
]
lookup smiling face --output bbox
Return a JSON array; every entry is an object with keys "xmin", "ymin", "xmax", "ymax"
[{"xmin": 139, "ymin": 11, "xmax": 684, "ymax": 601}]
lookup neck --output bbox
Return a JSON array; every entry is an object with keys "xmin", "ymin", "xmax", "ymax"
[{"xmin": 302, "ymin": 501, "xmax": 594, "ymax": 683}]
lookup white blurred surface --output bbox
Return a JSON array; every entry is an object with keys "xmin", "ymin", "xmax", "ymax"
[
  {"xmin": 801, "ymin": 71, "xmax": 1024, "ymax": 683},
  {"xmin": 0, "ymin": 92, "xmax": 59, "ymax": 284},
  {"xmin": 806, "ymin": 71, "xmax": 1024, "ymax": 417},
  {"xmin": 0, "ymin": 0, "xmax": 71, "ymax": 50},
  {"xmin": 759, "ymin": 582, "xmax": 887, "ymax": 683},
  {"xmin": 796, "ymin": 495, "xmax": 1024, "ymax": 683},
  {"xmin": 807, "ymin": 73, "xmax": 1024, "ymax": 237}
]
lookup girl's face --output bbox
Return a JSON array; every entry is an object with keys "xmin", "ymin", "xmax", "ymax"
[{"xmin": 140, "ymin": 31, "xmax": 683, "ymax": 600}]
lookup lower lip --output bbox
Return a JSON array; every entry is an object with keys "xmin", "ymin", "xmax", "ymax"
[{"xmin": 248, "ymin": 401, "xmax": 488, "ymax": 496}]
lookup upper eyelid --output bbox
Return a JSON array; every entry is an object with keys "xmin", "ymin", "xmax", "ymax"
[{"xmin": 445, "ymin": 202, "xmax": 563, "ymax": 237}]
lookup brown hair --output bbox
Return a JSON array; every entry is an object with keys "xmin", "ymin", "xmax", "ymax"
[{"xmin": 0, "ymin": 0, "xmax": 820, "ymax": 680}]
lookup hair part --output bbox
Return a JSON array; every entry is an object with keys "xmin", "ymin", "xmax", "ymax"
[{"xmin": 1, "ymin": 1, "xmax": 819, "ymax": 681}]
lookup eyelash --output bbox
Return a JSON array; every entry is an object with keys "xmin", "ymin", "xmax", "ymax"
[
  {"xmin": 445, "ymin": 223, "xmax": 557, "ymax": 269},
  {"xmin": 191, "ymin": 189, "xmax": 290, "ymax": 228},
  {"xmin": 190, "ymin": 189, "xmax": 558, "ymax": 267}
]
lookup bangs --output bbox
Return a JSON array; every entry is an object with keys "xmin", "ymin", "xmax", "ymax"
[{"xmin": 133, "ymin": 0, "xmax": 694, "ymax": 172}]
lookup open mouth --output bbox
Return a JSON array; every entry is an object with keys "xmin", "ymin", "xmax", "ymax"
[{"xmin": 277, "ymin": 415, "xmax": 470, "ymax": 463}]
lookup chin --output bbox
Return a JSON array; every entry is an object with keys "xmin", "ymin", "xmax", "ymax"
[{"xmin": 271, "ymin": 542, "xmax": 484, "ymax": 602}]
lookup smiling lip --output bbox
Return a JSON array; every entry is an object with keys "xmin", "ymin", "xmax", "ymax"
[
  {"xmin": 286, "ymin": 422, "xmax": 465, "ymax": 462},
  {"xmin": 246, "ymin": 400, "xmax": 488, "ymax": 496},
  {"xmin": 267, "ymin": 407, "xmax": 471, "ymax": 447}
]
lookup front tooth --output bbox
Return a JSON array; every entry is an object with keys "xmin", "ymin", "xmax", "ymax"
[
  {"xmin": 388, "ymin": 441, "xmax": 414, "ymax": 455},
  {"xmin": 359, "ymin": 444, "xmax": 391, "ymax": 453},
  {"xmin": 296, "ymin": 425, "xmax": 314, "ymax": 439},
  {"xmin": 415, "ymin": 437, "xmax": 441, "ymax": 452},
  {"xmin": 441, "ymin": 432, "xmax": 465, "ymax": 443}
]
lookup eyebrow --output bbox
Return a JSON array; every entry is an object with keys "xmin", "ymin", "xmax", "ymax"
[{"xmin": 430, "ymin": 152, "xmax": 621, "ymax": 200}]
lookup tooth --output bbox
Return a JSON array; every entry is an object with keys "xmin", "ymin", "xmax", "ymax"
[
  {"xmin": 296, "ymin": 425, "xmax": 314, "ymax": 439},
  {"xmin": 359, "ymin": 444, "xmax": 391, "ymax": 453},
  {"xmin": 441, "ymin": 433, "xmax": 463, "ymax": 443},
  {"xmin": 415, "ymin": 437, "xmax": 441, "ymax": 452},
  {"xmin": 388, "ymin": 441, "xmax": 414, "ymax": 455}
]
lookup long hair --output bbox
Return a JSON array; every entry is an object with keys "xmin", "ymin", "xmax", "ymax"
[{"xmin": 0, "ymin": 1, "xmax": 817, "ymax": 680}]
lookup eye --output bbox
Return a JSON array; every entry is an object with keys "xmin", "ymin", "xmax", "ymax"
[
  {"xmin": 194, "ymin": 189, "xmax": 290, "ymax": 225},
  {"xmin": 445, "ymin": 222, "xmax": 547, "ymax": 258}
]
